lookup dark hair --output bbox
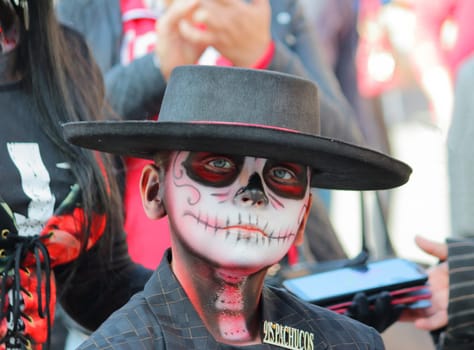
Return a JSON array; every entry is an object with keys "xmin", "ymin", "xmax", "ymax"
[
  {"xmin": 16, "ymin": 0, "xmax": 123, "ymax": 270},
  {"xmin": 0, "ymin": 1, "xmax": 15, "ymax": 32}
]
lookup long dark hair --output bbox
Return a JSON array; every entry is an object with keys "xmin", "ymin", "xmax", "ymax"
[{"xmin": 15, "ymin": 0, "xmax": 123, "ymax": 267}]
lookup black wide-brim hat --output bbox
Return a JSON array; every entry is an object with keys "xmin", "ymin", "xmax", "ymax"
[{"xmin": 63, "ymin": 65, "xmax": 411, "ymax": 190}]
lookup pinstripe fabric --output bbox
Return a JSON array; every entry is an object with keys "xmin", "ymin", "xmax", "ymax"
[
  {"xmin": 439, "ymin": 239, "xmax": 474, "ymax": 349},
  {"xmin": 78, "ymin": 250, "xmax": 384, "ymax": 349}
]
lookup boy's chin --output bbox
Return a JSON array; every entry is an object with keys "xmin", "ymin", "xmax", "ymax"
[{"xmin": 209, "ymin": 252, "xmax": 285, "ymax": 274}]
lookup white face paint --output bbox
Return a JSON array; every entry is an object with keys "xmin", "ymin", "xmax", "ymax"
[{"xmin": 164, "ymin": 151, "xmax": 311, "ymax": 270}]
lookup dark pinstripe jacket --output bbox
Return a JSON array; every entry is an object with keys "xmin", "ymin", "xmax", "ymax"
[
  {"xmin": 78, "ymin": 251, "xmax": 384, "ymax": 349},
  {"xmin": 437, "ymin": 239, "xmax": 474, "ymax": 350}
]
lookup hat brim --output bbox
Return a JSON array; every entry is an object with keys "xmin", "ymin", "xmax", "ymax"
[{"xmin": 63, "ymin": 121, "xmax": 411, "ymax": 190}]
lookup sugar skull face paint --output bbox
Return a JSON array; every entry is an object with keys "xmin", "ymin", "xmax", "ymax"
[{"xmin": 163, "ymin": 151, "xmax": 311, "ymax": 270}]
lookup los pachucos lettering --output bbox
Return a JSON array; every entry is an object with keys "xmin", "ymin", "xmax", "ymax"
[{"xmin": 263, "ymin": 320, "xmax": 314, "ymax": 350}]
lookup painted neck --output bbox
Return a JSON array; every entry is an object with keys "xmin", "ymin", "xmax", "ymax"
[{"xmin": 171, "ymin": 249, "xmax": 268, "ymax": 345}]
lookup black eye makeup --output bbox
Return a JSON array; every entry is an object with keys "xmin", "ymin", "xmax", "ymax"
[
  {"xmin": 263, "ymin": 160, "xmax": 308, "ymax": 199},
  {"xmin": 183, "ymin": 152, "xmax": 244, "ymax": 187}
]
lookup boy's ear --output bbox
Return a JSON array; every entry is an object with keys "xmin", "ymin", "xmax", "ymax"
[
  {"xmin": 294, "ymin": 192, "xmax": 312, "ymax": 246},
  {"xmin": 140, "ymin": 164, "xmax": 167, "ymax": 219}
]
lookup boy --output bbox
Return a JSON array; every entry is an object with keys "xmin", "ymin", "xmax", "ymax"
[{"xmin": 64, "ymin": 65, "xmax": 411, "ymax": 349}]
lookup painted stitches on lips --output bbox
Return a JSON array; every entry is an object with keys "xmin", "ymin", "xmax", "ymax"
[{"xmin": 183, "ymin": 211, "xmax": 296, "ymax": 243}]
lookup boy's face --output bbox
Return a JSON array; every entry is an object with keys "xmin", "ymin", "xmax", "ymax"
[{"xmin": 163, "ymin": 151, "xmax": 311, "ymax": 271}]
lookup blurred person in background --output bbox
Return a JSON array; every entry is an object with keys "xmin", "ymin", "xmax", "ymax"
[
  {"xmin": 301, "ymin": 0, "xmax": 397, "ymax": 154},
  {"xmin": 300, "ymin": 0, "xmax": 396, "ymax": 260},
  {"xmin": 299, "ymin": 0, "xmax": 360, "ymax": 109},
  {"xmin": 411, "ymin": 0, "xmax": 474, "ymax": 240},
  {"xmin": 411, "ymin": 0, "xmax": 474, "ymax": 133},
  {"xmin": 0, "ymin": 0, "xmax": 152, "ymax": 348},
  {"xmin": 402, "ymin": 235, "xmax": 474, "ymax": 350},
  {"xmin": 446, "ymin": 55, "xmax": 474, "ymax": 239},
  {"xmin": 298, "ymin": 0, "xmax": 362, "ymax": 213}
]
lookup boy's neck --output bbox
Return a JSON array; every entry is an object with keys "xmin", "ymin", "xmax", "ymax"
[{"xmin": 171, "ymin": 249, "xmax": 268, "ymax": 345}]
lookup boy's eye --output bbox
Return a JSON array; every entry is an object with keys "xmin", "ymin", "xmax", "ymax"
[
  {"xmin": 272, "ymin": 168, "xmax": 295, "ymax": 181},
  {"xmin": 207, "ymin": 158, "xmax": 233, "ymax": 170},
  {"xmin": 264, "ymin": 161, "xmax": 308, "ymax": 199},
  {"xmin": 183, "ymin": 152, "xmax": 244, "ymax": 187}
]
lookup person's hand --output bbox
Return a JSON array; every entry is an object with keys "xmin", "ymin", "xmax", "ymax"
[
  {"xmin": 179, "ymin": 0, "xmax": 272, "ymax": 67},
  {"xmin": 156, "ymin": 0, "xmax": 208, "ymax": 80},
  {"xmin": 399, "ymin": 236, "xmax": 449, "ymax": 331},
  {"xmin": 345, "ymin": 291, "xmax": 404, "ymax": 332}
]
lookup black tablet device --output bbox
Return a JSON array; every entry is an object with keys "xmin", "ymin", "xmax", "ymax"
[{"xmin": 282, "ymin": 258, "xmax": 428, "ymax": 306}]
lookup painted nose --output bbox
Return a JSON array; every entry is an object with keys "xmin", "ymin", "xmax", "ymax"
[{"xmin": 234, "ymin": 173, "xmax": 269, "ymax": 207}]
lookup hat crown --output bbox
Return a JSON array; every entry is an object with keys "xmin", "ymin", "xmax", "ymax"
[
  {"xmin": 159, "ymin": 66, "xmax": 320, "ymax": 135},
  {"xmin": 62, "ymin": 65, "xmax": 412, "ymax": 191}
]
